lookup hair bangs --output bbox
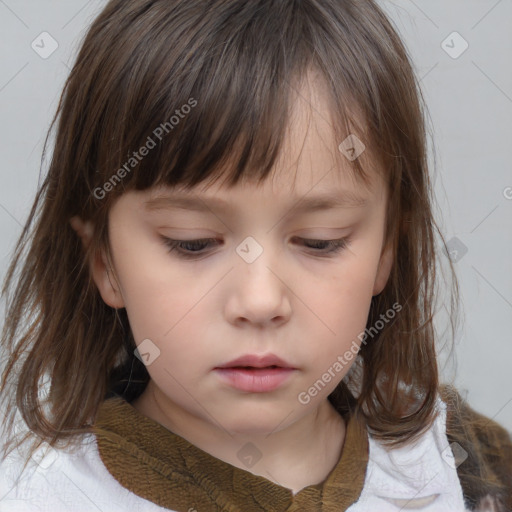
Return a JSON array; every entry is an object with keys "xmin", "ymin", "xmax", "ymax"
[{"xmin": 87, "ymin": 0, "xmax": 383, "ymax": 211}]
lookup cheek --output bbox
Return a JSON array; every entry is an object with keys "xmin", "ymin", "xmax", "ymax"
[
  {"xmin": 122, "ymin": 274, "xmax": 208, "ymax": 348},
  {"xmin": 304, "ymin": 253, "xmax": 380, "ymax": 363},
  {"xmin": 314, "ymin": 253, "xmax": 378, "ymax": 320},
  {"xmin": 108, "ymin": 228, "xmax": 203, "ymax": 342}
]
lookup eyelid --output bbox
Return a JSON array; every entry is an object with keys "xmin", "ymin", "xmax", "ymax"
[{"xmin": 159, "ymin": 235, "xmax": 352, "ymax": 259}]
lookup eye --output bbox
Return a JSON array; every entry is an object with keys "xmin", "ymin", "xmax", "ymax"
[
  {"xmin": 161, "ymin": 237, "xmax": 220, "ymax": 258},
  {"xmin": 296, "ymin": 237, "xmax": 351, "ymax": 255},
  {"xmin": 160, "ymin": 236, "xmax": 351, "ymax": 259}
]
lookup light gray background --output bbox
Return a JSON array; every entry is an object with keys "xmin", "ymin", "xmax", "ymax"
[{"xmin": 0, "ymin": 1, "xmax": 511, "ymax": 432}]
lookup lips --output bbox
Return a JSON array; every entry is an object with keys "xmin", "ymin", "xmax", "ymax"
[
  {"xmin": 215, "ymin": 353, "xmax": 295, "ymax": 370},
  {"xmin": 214, "ymin": 353, "xmax": 297, "ymax": 392}
]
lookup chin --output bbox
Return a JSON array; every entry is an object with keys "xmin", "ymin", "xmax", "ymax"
[{"xmin": 222, "ymin": 410, "xmax": 297, "ymax": 436}]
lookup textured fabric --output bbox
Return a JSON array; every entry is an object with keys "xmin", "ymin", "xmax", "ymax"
[
  {"xmin": 1, "ymin": 388, "xmax": 511, "ymax": 511},
  {"xmin": 440, "ymin": 385, "xmax": 512, "ymax": 511},
  {"xmin": 0, "ymin": 431, "xmax": 169, "ymax": 511},
  {"xmin": 92, "ymin": 396, "xmax": 368, "ymax": 511},
  {"xmin": 92, "ymin": 394, "xmax": 468, "ymax": 511}
]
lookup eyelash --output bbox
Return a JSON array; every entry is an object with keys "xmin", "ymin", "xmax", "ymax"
[{"xmin": 160, "ymin": 236, "xmax": 351, "ymax": 259}]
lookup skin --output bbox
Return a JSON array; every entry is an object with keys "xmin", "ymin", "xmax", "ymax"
[{"xmin": 71, "ymin": 71, "xmax": 393, "ymax": 495}]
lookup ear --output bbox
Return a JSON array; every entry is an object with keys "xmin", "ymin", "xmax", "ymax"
[
  {"xmin": 70, "ymin": 216, "xmax": 125, "ymax": 309},
  {"xmin": 372, "ymin": 240, "xmax": 394, "ymax": 296}
]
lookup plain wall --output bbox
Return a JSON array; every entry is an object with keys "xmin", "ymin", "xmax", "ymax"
[{"xmin": 0, "ymin": 0, "xmax": 511, "ymax": 432}]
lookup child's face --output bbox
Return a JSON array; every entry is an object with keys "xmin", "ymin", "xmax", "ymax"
[{"xmin": 86, "ymin": 75, "xmax": 393, "ymax": 435}]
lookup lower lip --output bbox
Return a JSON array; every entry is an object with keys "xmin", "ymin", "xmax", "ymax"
[{"xmin": 214, "ymin": 367, "xmax": 296, "ymax": 392}]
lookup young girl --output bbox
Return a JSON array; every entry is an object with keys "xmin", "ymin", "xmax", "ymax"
[{"xmin": 1, "ymin": 0, "xmax": 511, "ymax": 510}]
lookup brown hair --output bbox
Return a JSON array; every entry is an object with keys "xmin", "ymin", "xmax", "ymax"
[{"xmin": 1, "ymin": 0, "xmax": 459, "ymax": 476}]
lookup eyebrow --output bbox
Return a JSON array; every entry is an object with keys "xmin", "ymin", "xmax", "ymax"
[{"xmin": 144, "ymin": 190, "xmax": 368, "ymax": 214}]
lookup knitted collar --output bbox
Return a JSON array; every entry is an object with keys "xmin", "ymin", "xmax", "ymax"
[{"xmin": 92, "ymin": 395, "xmax": 369, "ymax": 511}]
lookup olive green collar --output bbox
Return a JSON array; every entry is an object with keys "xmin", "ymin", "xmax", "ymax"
[{"xmin": 93, "ymin": 395, "xmax": 368, "ymax": 511}]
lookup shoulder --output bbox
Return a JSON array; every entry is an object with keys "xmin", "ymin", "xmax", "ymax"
[
  {"xmin": 351, "ymin": 392, "xmax": 469, "ymax": 511},
  {"xmin": 0, "ymin": 432, "xmax": 169, "ymax": 512},
  {"xmin": 440, "ymin": 384, "xmax": 512, "ymax": 512},
  {"xmin": 349, "ymin": 388, "xmax": 512, "ymax": 512}
]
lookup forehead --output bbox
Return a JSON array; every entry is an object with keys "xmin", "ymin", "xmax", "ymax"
[
  {"xmin": 132, "ymin": 68, "xmax": 387, "ymax": 214},
  {"xmin": 162, "ymin": 71, "xmax": 383, "ymax": 202},
  {"xmin": 143, "ymin": 156, "xmax": 386, "ymax": 217}
]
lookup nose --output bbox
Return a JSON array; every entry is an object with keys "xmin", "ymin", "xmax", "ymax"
[{"xmin": 224, "ymin": 240, "xmax": 292, "ymax": 328}]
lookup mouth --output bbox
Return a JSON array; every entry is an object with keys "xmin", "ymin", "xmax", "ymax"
[
  {"xmin": 213, "ymin": 353, "xmax": 297, "ymax": 392},
  {"xmin": 213, "ymin": 364, "xmax": 296, "ymax": 393},
  {"xmin": 229, "ymin": 365, "xmax": 282, "ymax": 369},
  {"xmin": 215, "ymin": 353, "xmax": 295, "ymax": 370}
]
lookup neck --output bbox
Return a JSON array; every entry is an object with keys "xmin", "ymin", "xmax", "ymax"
[{"xmin": 131, "ymin": 382, "xmax": 346, "ymax": 494}]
